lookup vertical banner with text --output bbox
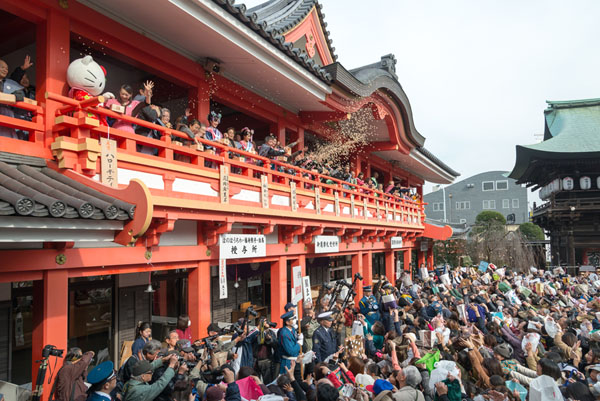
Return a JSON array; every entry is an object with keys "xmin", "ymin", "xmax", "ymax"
[
  {"xmin": 219, "ymin": 259, "xmax": 228, "ymax": 299},
  {"xmin": 292, "ymin": 265, "xmax": 303, "ymax": 303},
  {"xmin": 100, "ymin": 137, "xmax": 118, "ymax": 187}
]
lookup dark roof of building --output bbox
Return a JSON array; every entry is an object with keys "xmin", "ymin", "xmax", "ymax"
[
  {"xmin": 415, "ymin": 147, "xmax": 461, "ymax": 178},
  {"xmin": 0, "ymin": 154, "xmax": 134, "ymax": 220},
  {"xmin": 212, "ymin": 0, "xmax": 332, "ymax": 82},
  {"xmin": 509, "ymin": 98, "xmax": 600, "ymax": 183},
  {"xmin": 247, "ymin": 0, "xmax": 337, "ymax": 62}
]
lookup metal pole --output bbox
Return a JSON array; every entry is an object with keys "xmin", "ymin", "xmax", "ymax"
[{"xmin": 442, "ymin": 186, "xmax": 447, "ymax": 223}]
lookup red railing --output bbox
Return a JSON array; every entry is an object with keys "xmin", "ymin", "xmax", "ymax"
[{"xmin": 5, "ymin": 93, "xmax": 425, "ymax": 226}]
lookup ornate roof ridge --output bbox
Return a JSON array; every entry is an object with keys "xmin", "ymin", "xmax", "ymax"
[
  {"xmin": 246, "ymin": 0, "xmax": 337, "ymax": 62},
  {"xmin": 212, "ymin": 0, "xmax": 332, "ymax": 82}
]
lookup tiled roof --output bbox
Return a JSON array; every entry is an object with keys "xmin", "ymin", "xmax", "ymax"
[
  {"xmin": 247, "ymin": 0, "xmax": 337, "ymax": 62},
  {"xmin": 0, "ymin": 156, "xmax": 134, "ymax": 220},
  {"xmin": 509, "ymin": 99, "xmax": 600, "ymax": 182},
  {"xmin": 212, "ymin": 0, "xmax": 332, "ymax": 82}
]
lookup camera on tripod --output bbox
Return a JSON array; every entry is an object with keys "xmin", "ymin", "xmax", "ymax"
[
  {"xmin": 42, "ymin": 344, "xmax": 64, "ymax": 359},
  {"xmin": 246, "ymin": 306, "xmax": 258, "ymax": 318}
]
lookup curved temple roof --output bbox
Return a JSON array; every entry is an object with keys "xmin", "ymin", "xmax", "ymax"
[
  {"xmin": 509, "ymin": 98, "xmax": 600, "ymax": 183},
  {"xmin": 247, "ymin": 0, "xmax": 337, "ymax": 62}
]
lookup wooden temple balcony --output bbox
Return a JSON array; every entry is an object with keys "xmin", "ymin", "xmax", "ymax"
[{"xmin": 1, "ymin": 93, "xmax": 426, "ymax": 245}]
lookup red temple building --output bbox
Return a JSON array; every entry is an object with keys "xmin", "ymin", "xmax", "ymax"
[{"xmin": 0, "ymin": 0, "xmax": 458, "ymax": 389}]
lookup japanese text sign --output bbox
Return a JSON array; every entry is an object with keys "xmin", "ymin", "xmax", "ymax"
[
  {"xmin": 314, "ymin": 235, "xmax": 340, "ymax": 254},
  {"xmin": 390, "ymin": 236, "xmax": 403, "ymax": 249},
  {"xmin": 292, "ymin": 265, "xmax": 303, "ymax": 303},
  {"xmin": 219, "ymin": 234, "xmax": 266, "ymax": 260}
]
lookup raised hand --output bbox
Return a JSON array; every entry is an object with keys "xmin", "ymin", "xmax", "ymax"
[{"xmin": 22, "ymin": 55, "xmax": 33, "ymax": 70}]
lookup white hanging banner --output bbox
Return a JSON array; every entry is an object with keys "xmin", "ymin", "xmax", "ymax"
[
  {"xmin": 219, "ymin": 234, "xmax": 266, "ymax": 259},
  {"xmin": 292, "ymin": 265, "xmax": 303, "ymax": 303},
  {"xmin": 390, "ymin": 236, "xmax": 403, "ymax": 249},
  {"xmin": 302, "ymin": 276, "xmax": 312, "ymax": 304},
  {"xmin": 314, "ymin": 235, "xmax": 339, "ymax": 254},
  {"xmin": 219, "ymin": 259, "xmax": 228, "ymax": 300}
]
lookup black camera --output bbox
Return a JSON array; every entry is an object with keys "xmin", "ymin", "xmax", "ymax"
[
  {"xmin": 200, "ymin": 363, "xmax": 232, "ymax": 384},
  {"xmin": 246, "ymin": 306, "xmax": 258, "ymax": 317},
  {"xmin": 354, "ymin": 272, "xmax": 363, "ymax": 281},
  {"xmin": 267, "ymin": 321, "xmax": 277, "ymax": 328},
  {"xmin": 42, "ymin": 345, "xmax": 64, "ymax": 359}
]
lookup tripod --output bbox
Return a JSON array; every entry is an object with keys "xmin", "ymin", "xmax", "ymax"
[
  {"xmin": 331, "ymin": 272, "xmax": 362, "ymax": 331},
  {"xmin": 31, "ymin": 345, "xmax": 64, "ymax": 401}
]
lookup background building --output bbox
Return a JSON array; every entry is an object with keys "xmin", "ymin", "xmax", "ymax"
[
  {"xmin": 510, "ymin": 98, "xmax": 600, "ymax": 268},
  {"xmin": 0, "ymin": 0, "xmax": 457, "ymax": 390},
  {"xmin": 424, "ymin": 171, "xmax": 528, "ymax": 226}
]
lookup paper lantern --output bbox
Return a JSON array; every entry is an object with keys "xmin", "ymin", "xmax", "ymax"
[
  {"xmin": 562, "ymin": 177, "xmax": 574, "ymax": 190},
  {"xmin": 580, "ymin": 176, "xmax": 592, "ymax": 190}
]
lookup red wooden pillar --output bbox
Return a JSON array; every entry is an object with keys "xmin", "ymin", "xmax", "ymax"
[
  {"xmin": 290, "ymin": 255, "xmax": 306, "ymax": 319},
  {"xmin": 427, "ymin": 245, "xmax": 435, "ymax": 270},
  {"xmin": 37, "ymin": 9, "xmax": 70, "ymax": 146},
  {"xmin": 417, "ymin": 246, "xmax": 426, "ymax": 269},
  {"xmin": 270, "ymin": 119, "xmax": 286, "ymax": 144},
  {"xmin": 362, "ymin": 251, "xmax": 373, "ymax": 286},
  {"xmin": 271, "ymin": 256, "xmax": 287, "ymax": 326},
  {"xmin": 352, "ymin": 252, "xmax": 363, "ymax": 303},
  {"xmin": 189, "ymin": 261, "xmax": 211, "ymax": 339},
  {"xmin": 385, "ymin": 251, "xmax": 395, "ymax": 283},
  {"xmin": 190, "ymin": 78, "xmax": 211, "ymax": 126},
  {"xmin": 32, "ymin": 269, "xmax": 68, "ymax": 401},
  {"xmin": 403, "ymin": 248, "xmax": 412, "ymax": 272}
]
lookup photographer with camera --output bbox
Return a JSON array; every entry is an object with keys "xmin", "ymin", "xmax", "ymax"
[
  {"xmin": 116, "ymin": 340, "xmax": 163, "ymax": 398},
  {"xmin": 51, "ymin": 348, "xmax": 95, "ymax": 401},
  {"xmin": 122, "ymin": 354, "xmax": 180, "ymax": 401},
  {"xmin": 149, "ymin": 350, "xmax": 189, "ymax": 401},
  {"xmin": 253, "ymin": 317, "xmax": 277, "ymax": 383}
]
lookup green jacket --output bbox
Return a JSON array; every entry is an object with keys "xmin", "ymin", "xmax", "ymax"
[
  {"xmin": 304, "ymin": 319, "xmax": 320, "ymax": 351},
  {"xmin": 123, "ymin": 366, "xmax": 175, "ymax": 401}
]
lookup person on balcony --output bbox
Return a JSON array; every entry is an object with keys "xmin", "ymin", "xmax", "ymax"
[
  {"xmin": 258, "ymin": 135, "xmax": 287, "ymax": 159},
  {"xmin": 159, "ymin": 108, "xmax": 172, "ymax": 129},
  {"xmin": 104, "ymin": 81, "xmax": 154, "ymax": 134},
  {"xmin": 9, "ymin": 55, "xmax": 35, "ymax": 140},
  {"xmin": 205, "ymin": 111, "xmax": 223, "ymax": 152},
  {"xmin": 237, "ymin": 127, "xmax": 256, "ymax": 154},
  {"xmin": 133, "ymin": 103, "xmax": 162, "ymax": 155},
  {"xmin": 0, "ymin": 58, "xmax": 27, "ymax": 139}
]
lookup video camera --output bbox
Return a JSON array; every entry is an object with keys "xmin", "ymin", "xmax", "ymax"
[
  {"xmin": 200, "ymin": 363, "xmax": 233, "ymax": 384},
  {"xmin": 42, "ymin": 345, "xmax": 64, "ymax": 359}
]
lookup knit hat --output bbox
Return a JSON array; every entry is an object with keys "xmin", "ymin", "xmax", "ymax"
[{"xmin": 494, "ymin": 343, "xmax": 513, "ymax": 359}]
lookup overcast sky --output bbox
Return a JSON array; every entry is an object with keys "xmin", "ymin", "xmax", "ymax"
[{"xmin": 245, "ymin": 0, "xmax": 600, "ymax": 203}]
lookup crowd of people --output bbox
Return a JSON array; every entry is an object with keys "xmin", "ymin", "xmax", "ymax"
[
  {"xmin": 0, "ymin": 59, "xmax": 421, "ymax": 202},
  {"xmin": 49, "ymin": 264, "xmax": 600, "ymax": 401}
]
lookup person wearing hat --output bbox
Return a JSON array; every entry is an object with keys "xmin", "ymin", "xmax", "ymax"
[
  {"xmin": 493, "ymin": 342, "xmax": 537, "ymax": 386},
  {"xmin": 300, "ymin": 305, "xmax": 319, "ymax": 352},
  {"xmin": 123, "ymin": 354, "xmax": 180, "ymax": 401},
  {"xmin": 365, "ymin": 379, "xmax": 394, "ymax": 401},
  {"xmin": 86, "ymin": 361, "xmax": 117, "ymax": 401},
  {"xmin": 116, "ymin": 340, "xmax": 163, "ymax": 397},
  {"xmin": 284, "ymin": 302, "xmax": 297, "ymax": 313},
  {"xmin": 51, "ymin": 348, "xmax": 95, "ymax": 401},
  {"xmin": 392, "ymin": 366, "xmax": 425, "ymax": 401},
  {"xmin": 313, "ymin": 311, "xmax": 337, "ymax": 363},
  {"xmin": 359, "ymin": 286, "xmax": 380, "ymax": 325},
  {"xmin": 277, "ymin": 310, "xmax": 302, "ymax": 374}
]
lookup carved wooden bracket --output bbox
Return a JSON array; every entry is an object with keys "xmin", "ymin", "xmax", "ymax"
[
  {"xmin": 301, "ymin": 225, "xmax": 324, "ymax": 244},
  {"xmin": 281, "ymin": 223, "xmax": 307, "ymax": 244},
  {"xmin": 204, "ymin": 218, "xmax": 233, "ymax": 247}
]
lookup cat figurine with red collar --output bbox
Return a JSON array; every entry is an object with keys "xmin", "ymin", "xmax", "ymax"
[{"xmin": 66, "ymin": 55, "xmax": 108, "ymax": 125}]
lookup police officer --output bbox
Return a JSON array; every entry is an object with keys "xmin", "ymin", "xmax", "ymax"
[
  {"xmin": 277, "ymin": 311, "xmax": 302, "ymax": 374},
  {"xmin": 312, "ymin": 311, "xmax": 337, "ymax": 363},
  {"xmin": 86, "ymin": 361, "xmax": 117, "ymax": 401},
  {"xmin": 359, "ymin": 286, "xmax": 380, "ymax": 325}
]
